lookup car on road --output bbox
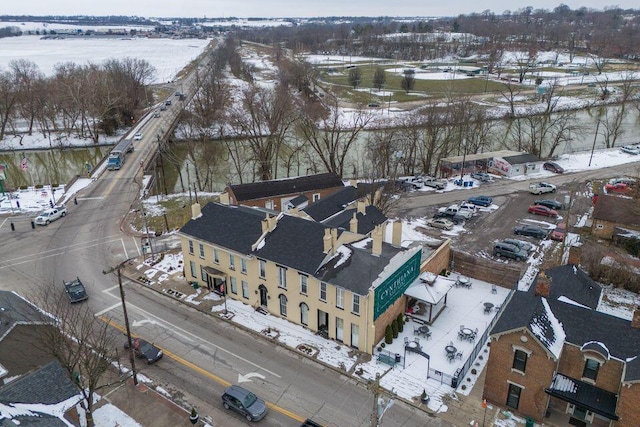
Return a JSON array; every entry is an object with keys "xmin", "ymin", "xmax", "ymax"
[
  {"xmin": 221, "ymin": 385, "xmax": 268, "ymax": 422},
  {"xmin": 64, "ymin": 277, "xmax": 88, "ymax": 303},
  {"xmin": 159, "ymin": 105, "xmax": 167, "ymax": 111},
  {"xmin": 501, "ymin": 238, "xmax": 535, "ymax": 254},
  {"xmin": 543, "ymin": 161, "xmax": 564, "ymax": 173},
  {"xmin": 124, "ymin": 338, "xmax": 163, "ymax": 364},
  {"xmin": 152, "ymin": 111, "xmax": 161, "ymax": 118},
  {"xmin": 34, "ymin": 205, "xmax": 67, "ymax": 225},
  {"xmin": 528, "ymin": 205, "xmax": 558, "ymax": 217},
  {"xmin": 620, "ymin": 145, "xmax": 640, "ymax": 155},
  {"xmin": 133, "ymin": 132, "xmax": 143, "ymax": 141},
  {"xmin": 165, "ymin": 100, "xmax": 172, "ymax": 106},
  {"xmin": 514, "ymin": 225, "xmax": 548, "ymax": 239},
  {"xmin": 426, "ymin": 218, "xmax": 455, "ymax": 230},
  {"xmin": 534, "ymin": 199, "xmax": 562, "ymax": 210},
  {"xmin": 605, "ymin": 182, "xmax": 632, "ymax": 194},
  {"xmin": 493, "ymin": 242, "xmax": 528, "ymax": 261},
  {"xmin": 529, "ymin": 182, "xmax": 557, "ymax": 194},
  {"xmin": 470, "ymin": 172, "xmax": 492, "ymax": 182},
  {"xmin": 467, "ymin": 195, "xmax": 493, "ymax": 207},
  {"xmin": 550, "ymin": 222, "xmax": 566, "ymax": 241}
]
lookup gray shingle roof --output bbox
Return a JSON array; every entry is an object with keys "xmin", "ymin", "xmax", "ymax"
[
  {"xmin": 492, "ymin": 279, "xmax": 640, "ymax": 381},
  {"xmin": 529, "ymin": 264, "xmax": 602, "ymax": 309},
  {"xmin": 303, "ymin": 186, "xmax": 358, "ymax": 222},
  {"xmin": 0, "ymin": 292, "xmax": 49, "ymax": 341},
  {"xmin": 179, "ymin": 203, "xmax": 266, "ymax": 255},
  {"xmin": 228, "ymin": 173, "xmax": 343, "ymax": 202},
  {"xmin": 0, "ymin": 360, "xmax": 79, "ymax": 405},
  {"xmin": 502, "ymin": 153, "xmax": 541, "ymax": 165},
  {"xmin": 323, "ymin": 205, "xmax": 388, "ymax": 235}
]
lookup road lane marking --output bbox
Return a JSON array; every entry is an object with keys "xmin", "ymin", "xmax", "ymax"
[
  {"xmin": 103, "ymin": 285, "xmax": 120, "ymax": 293},
  {"xmin": 100, "ymin": 292, "xmax": 280, "ymax": 378},
  {"xmin": 133, "ymin": 236, "xmax": 141, "ymax": 256},
  {"xmin": 95, "ymin": 302, "xmax": 122, "ymax": 316},
  {"xmin": 0, "ymin": 234, "xmax": 124, "ymax": 263},
  {"xmin": 120, "ymin": 238, "xmax": 129, "ymax": 260},
  {"xmin": 99, "ymin": 316, "xmax": 305, "ymax": 424}
]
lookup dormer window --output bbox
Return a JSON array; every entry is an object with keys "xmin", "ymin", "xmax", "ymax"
[{"xmin": 582, "ymin": 358, "xmax": 600, "ymax": 381}]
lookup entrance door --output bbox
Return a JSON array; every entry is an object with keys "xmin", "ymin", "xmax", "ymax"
[
  {"xmin": 259, "ymin": 285, "xmax": 268, "ymax": 307},
  {"xmin": 351, "ymin": 324, "xmax": 359, "ymax": 348},
  {"xmin": 317, "ymin": 309, "xmax": 329, "ymax": 337},
  {"xmin": 336, "ymin": 317, "xmax": 344, "ymax": 342}
]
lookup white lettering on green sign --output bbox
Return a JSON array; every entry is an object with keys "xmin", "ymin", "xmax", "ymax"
[{"xmin": 373, "ymin": 251, "xmax": 421, "ymax": 319}]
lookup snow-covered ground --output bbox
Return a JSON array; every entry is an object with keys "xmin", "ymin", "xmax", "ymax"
[{"xmin": 0, "ymin": 35, "xmax": 210, "ymax": 84}]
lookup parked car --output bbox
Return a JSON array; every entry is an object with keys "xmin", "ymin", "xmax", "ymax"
[
  {"xmin": 620, "ymin": 145, "xmax": 640, "ymax": 155},
  {"xmin": 165, "ymin": 99, "xmax": 172, "ymax": 106},
  {"xmin": 422, "ymin": 177, "xmax": 447, "ymax": 190},
  {"xmin": 543, "ymin": 161, "xmax": 564, "ymax": 173},
  {"xmin": 501, "ymin": 238, "xmax": 535, "ymax": 254},
  {"xmin": 529, "ymin": 182, "xmax": 557, "ymax": 194},
  {"xmin": 133, "ymin": 132, "xmax": 143, "ymax": 141},
  {"xmin": 467, "ymin": 195, "xmax": 493, "ymax": 207},
  {"xmin": 514, "ymin": 225, "xmax": 548, "ymax": 239},
  {"xmin": 528, "ymin": 205, "xmax": 558, "ymax": 217},
  {"xmin": 221, "ymin": 385, "xmax": 268, "ymax": 422},
  {"xmin": 63, "ymin": 277, "xmax": 88, "ymax": 303},
  {"xmin": 609, "ymin": 177, "xmax": 636, "ymax": 186},
  {"xmin": 426, "ymin": 218, "xmax": 455, "ymax": 230},
  {"xmin": 550, "ymin": 222, "xmax": 566, "ymax": 241},
  {"xmin": 34, "ymin": 205, "xmax": 67, "ymax": 225},
  {"xmin": 152, "ymin": 111, "xmax": 161, "ymax": 118},
  {"xmin": 605, "ymin": 182, "xmax": 632, "ymax": 193},
  {"xmin": 493, "ymin": 242, "xmax": 528, "ymax": 261},
  {"xmin": 470, "ymin": 172, "xmax": 492, "ymax": 182},
  {"xmin": 124, "ymin": 338, "xmax": 163, "ymax": 364},
  {"xmin": 534, "ymin": 199, "xmax": 562, "ymax": 210}
]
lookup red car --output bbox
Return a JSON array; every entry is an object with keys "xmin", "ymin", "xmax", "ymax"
[
  {"xmin": 605, "ymin": 183, "xmax": 632, "ymax": 194},
  {"xmin": 528, "ymin": 205, "xmax": 558, "ymax": 217}
]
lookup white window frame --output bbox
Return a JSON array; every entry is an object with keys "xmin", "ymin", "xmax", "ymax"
[
  {"xmin": 241, "ymin": 280, "xmax": 249, "ymax": 299},
  {"xmin": 188, "ymin": 240, "xmax": 194, "ymax": 255},
  {"xmin": 352, "ymin": 294, "xmax": 360, "ymax": 315},
  {"xmin": 229, "ymin": 253, "xmax": 235, "ymax": 270},
  {"xmin": 189, "ymin": 260, "xmax": 196, "ymax": 278},
  {"xmin": 213, "ymin": 248, "xmax": 219, "ymax": 264},
  {"xmin": 230, "ymin": 277, "xmax": 237, "ymax": 294},
  {"xmin": 313, "ymin": 193, "xmax": 321, "ymax": 202},
  {"xmin": 241, "ymin": 258, "xmax": 247, "ymax": 274},
  {"xmin": 300, "ymin": 274, "xmax": 308, "ymax": 295},
  {"xmin": 198, "ymin": 243, "xmax": 205, "ymax": 258},
  {"xmin": 320, "ymin": 282, "xmax": 327, "ymax": 302},
  {"xmin": 278, "ymin": 265, "xmax": 287, "ymax": 289},
  {"xmin": 336, "ymin": 288, "xmax": 344, "ymax": 309},
  {"xmin": 259, "ymin": 259, "xmax": 266, "ymax": 278},
  {"xmin": 279, "ymin": 294, "xmax": 288, "ymax": 317}
]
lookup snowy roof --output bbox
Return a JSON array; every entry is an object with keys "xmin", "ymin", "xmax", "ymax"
[
  {"xmin": 323, "ymin": 205, "xmax": 388, "ymax": 236},
  {"xmin": 530, "ymin": 265, "xmax": 602, "ymax": 310},
  {"xmin": 404, "ymin": 274, "xmax": 455, "ymax": 304},
  {"xmin": 0, "ymin": 291, "xmax": 50, "ymax": 342}
]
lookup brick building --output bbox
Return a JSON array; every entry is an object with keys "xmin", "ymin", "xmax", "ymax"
[
  {"xmin": 484, "ymin": 265, "xmax": 640, "ymax": 426},
  {"xmin": 220, "ymin": 172, "xmax": 345, "ymax": 211},
  {"xmin": 591, "ymin": 194, "xmax": 640, "ymax": 239}
]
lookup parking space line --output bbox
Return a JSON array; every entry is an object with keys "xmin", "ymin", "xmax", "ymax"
[{"xmin": 95, "ymin": 302, "xmax": 122, "ymax": 316}]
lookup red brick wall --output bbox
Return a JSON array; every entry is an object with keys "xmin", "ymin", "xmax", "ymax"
[
  {"xmin": 616, "ymin": 383, "xmax": 640, "ymax": 427},
  {"xmin": 484, "ymin": 331, "xmax": 557, "ymax": 422},
  {"xmin": 557, "ymin": 344, "xmax": 623, "ymax": 394}
]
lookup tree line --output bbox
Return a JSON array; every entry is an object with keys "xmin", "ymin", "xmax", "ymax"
[{"xmin": 0, "ymin": 58, "xmax": 154, "ymax": 146}]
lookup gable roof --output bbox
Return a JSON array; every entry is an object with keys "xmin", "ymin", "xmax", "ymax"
[
  {"xmin": 0, "ymin": 360, "xmax": 82, "ymax": 426},
  {"xmin": 303, "ymin": 186, "xmax": 358, "ymax": 222},
  {"xmin": 179, "ymin": 203, "xmax": 266, "ymax": 255},
  {"xmin": 0, "ymin": 292, "xmax": 49, "ymax": 342},
  {"xmin": 529, "ymin": 264, "xmax": 602, "ymax": 309},
  {"xmin": 592, "ymin": 194, "xmax": 640, "ymax": 227},
  {"xmin": 323, "ymin": 205, "xmax": 388, "ymax": 235},
  {"xmin": 227, "ymin": 173, "xmax": 344, "ymax": 202},
  {"xmin": 492, "ymin": 286, "xmax": 640, "ymax": 381}
]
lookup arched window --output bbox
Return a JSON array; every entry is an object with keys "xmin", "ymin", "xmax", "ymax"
[
  {"xmin": 279, "ymin": 294, "xmax": 288, "ymax": 317},
  {"xmin": 300, "ymin": 302, "xmax": 309, "ymax": 325}
]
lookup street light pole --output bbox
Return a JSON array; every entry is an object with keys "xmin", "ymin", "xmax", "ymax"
[{"xmin": 459, "ymin": 138, "xmax": 467, "ymax": 185}]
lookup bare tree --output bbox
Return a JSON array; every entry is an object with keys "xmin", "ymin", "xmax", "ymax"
[
  {"xmin": 348, "ymin": 67, "xmax": 362, "ymax": 89},
  {"xmin": 30, "ymin": 286, "xmax": 120, "ymax": 427},
  {"xmin": 401, "ymin": 69, "xmax": 415, "ymax": 93},
  {"xmin": 0, "ymin": 68, "xmax": 18, "ymax": 141},
  {"xmin": 372, "ymin": 67, "xmax": 386, "ymax": 91}
]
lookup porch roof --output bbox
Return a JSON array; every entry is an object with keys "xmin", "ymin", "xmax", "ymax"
[
  {"xmin": 404, "ymin": 273, "xmax": 455, "ymax": 305},
  {"xmin": 203, "ymin": 266, "xmax": 226, "ymax": 279},
  {"xmin": 545, "ymin": 373, "xmax": 619, "ymax": 420}
]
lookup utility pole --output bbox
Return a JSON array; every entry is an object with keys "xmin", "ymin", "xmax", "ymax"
[
  {"xmin": 369, "ymin": 373, "xmax": 394, "ymax": 427},
  {"xmin": 103, "ymin": 261, "xmax": 138, "ymax": 385}
]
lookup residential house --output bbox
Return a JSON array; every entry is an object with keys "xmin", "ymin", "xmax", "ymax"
[
  {"xmin": 484, "ymin": 265, "xmax": 640, "ymax": 426},
  {"xmin": 178, "ymin": 201, "xmax": 450, "ymax": 354},
  {"xmin": 591, "ymin": 195, "xmax": 640, "ymax": 239},
  {"xmin": 220, "ymin": 172, "xmax": 345, "ymax": 211}
]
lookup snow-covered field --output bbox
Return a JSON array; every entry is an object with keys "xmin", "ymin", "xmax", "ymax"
[{"xmin": 0, "ymin": 35, "xmax": 210, "ymax": 83}]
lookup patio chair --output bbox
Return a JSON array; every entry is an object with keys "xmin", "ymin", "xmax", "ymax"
[
  {"xmin": 491, "ymin": 284, "xmax": 497, "ymax": 294},
  {"xmin": 456, "ymin": 351, "xmax": 463, "ymax": 360},
  {"xmin": 447, "ymin": 352, "xmax": 455, "ymax": 362},
  {"xmin": 414, "ymin": 326, "xmax": 420, "ymax": 336},
  {"xmin": 425, "ymin": 331, "xmax": 432, "ymax": 340},
  {"xmin": 484, "ymin": 305, "xmax": 492, "ymax": 314},
  {"xmin": 457, "ymin": 330, "xmax": 465, "ymax": 341},
  {"xmin": 404, "ymin": 337, "xmax": 409, "ymax": 346},
  {"xmin": 470, "ymin": 328, "xmax": 478, "ymax": 340}
]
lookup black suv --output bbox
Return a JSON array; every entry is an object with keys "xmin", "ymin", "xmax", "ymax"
[
  {"xmin": 64, "ymin": 277, "xmax": 88, "ymax": 303},
  {"xmin": 534, "ymin": 199, "xmax": 562, "ymax": 210},
  {"xmin": 493, "ymin": 242, "xmax": 527, "ymax": 261},
  {"xmin": 514, "ymin": 225, "xmax": 548, "ymax": 239}
]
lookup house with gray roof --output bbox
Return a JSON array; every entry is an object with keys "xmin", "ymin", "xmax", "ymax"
[
  {"xmin": 179, "ymin": 202, "xmax": 450, "ymax": 353},
  {"xmin": 484, "ymin": 265, "xmax": 640, "ymax": 426}
]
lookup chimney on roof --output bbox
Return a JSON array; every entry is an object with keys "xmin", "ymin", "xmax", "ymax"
[
  {"xmin": 392, "ymin": 220, "xmax": 402, "ymax": 247},
  {"xmin": 372, "ymin": 225, "xmax": 383, "ymax": 256},
  {"xmin": 350, "ymin": 212, "xmax": 358, "ymax": 233},
  {"xmin": 535, "ymin": 271, "xmax": 551, "ymax": 298},
  {"xmin": 219, "ymin": 192, "xmax": 230, "ymax": 205},
  {"xmin": 323, "ymin": 228, "xmax": 332, "ymax": 254},
  {"xmin": 191, "ymin": 203, "xmax": 201, "ymax": 220},
  {"xmin": 632, "ymin": 307, "xmax": 640, "ymax": 329},
  {"xmin": 349, "ymin": 179, "xmax": 357, "ymax": 188},
  {"xmin": 331, "ymin": 228, "xmax": 338, "ymax": 249},
  {"xmin": 357, "ymin": 199, "xmax": 366, "ymax": 215},
  {"xmin": 261, "ymin": 213, "xmax": 274, "ymax": 234}
]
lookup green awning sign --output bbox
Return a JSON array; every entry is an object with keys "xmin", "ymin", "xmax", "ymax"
[{"xmin": 373, "ymin": 251, "xmax": 421, "ymax": 319}]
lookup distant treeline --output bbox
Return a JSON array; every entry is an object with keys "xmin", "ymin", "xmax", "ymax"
[{"xmin": 0, "ymin": 26, "xmax": 22, "ymax": 38}]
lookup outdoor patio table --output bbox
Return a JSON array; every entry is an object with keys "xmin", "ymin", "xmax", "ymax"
[
  {"xmin": 461, "ymin": 327, "xmax": 473, "ymax": 339},
  {"xmin": 484, "ymin": 302, "xmax": 494, "ymax": 312},
  {"xmin": 457, "ymin": 275, "xmax": 471, "ymax": 288},
  {"xmin": 445, "ymin": 345, "xmax": 457, "ymax": 354},
  {"xmin": 418, "ymin": 325, "xmax": 429, "ymax": 335}
]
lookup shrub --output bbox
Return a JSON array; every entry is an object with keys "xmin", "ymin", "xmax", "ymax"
[
  {"xmin": 391, "ymin": 319, "xmax": 399, "ymax": 338},
  {"xmin": 471, "ymin": 368, "xmax": 477, "ymax": 375},
  {"xmin": 380, "ymin": 342, "xmax": 386, "ymax": 348},
  {"xmin": 396, "ymin": 313, "xmax": 404, "ymax": 332},
  {"xmin": 385, "ymin": 325, "xmax": 393, "ymax": 344}
]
